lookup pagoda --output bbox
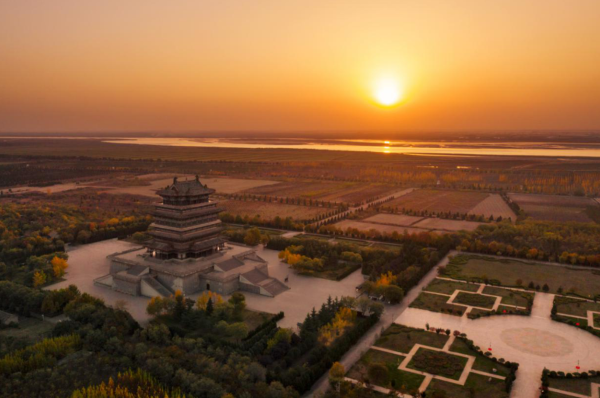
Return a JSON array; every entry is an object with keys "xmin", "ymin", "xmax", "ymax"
[
  {"xmin": 146, "ymin": 175, "xmax": 225, "ymax": 260},
  {"xmin": 100, "ymin": 175, "xmax": 289, "ymax": 298}
]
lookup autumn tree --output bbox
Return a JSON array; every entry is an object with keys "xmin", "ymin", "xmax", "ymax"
[{"xmin": 51, "ymin": 256, "xmax": 68, "ymax": 278}]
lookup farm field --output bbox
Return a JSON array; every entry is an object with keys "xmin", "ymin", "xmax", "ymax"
[
  {"xmin": 220, "ymin": 199, "xmax": 332, "ymax": 221},
  {"xmin": 468, "ymin": 194, "xmax": 516, "ymax": 221},
  {"xmin": 100, "ymin": 175, "xmax": 279, "ymax": 196},
  {"xmin": 363, "ymin": 213, "xmax": 423, "ymax": 226},
  {"xmin": 384, "ymin": 189, "xmax": 489, "ymax": 214},
  {"xmin": 412, "ymin": 218, "xmax": 483, "ymax": 232},
  {"xmin": 332, "ymin": 219, "xmax": 445, "ymax": 235},
  {"xmin": 508, "ymin": 193, "xmax": 598, "ymax": 223},
  {"xmin": 443, "ymin": 255, "xmax": 600, "ymax": 298},
  {"xmin": 242, "ymin": 180, "xmax": 399, "ymax": 205},
  {"xmin": 9, "ymin": 173, "xmax": 279, "ymax": 197}
]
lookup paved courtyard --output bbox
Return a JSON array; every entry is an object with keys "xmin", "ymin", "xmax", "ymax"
[
  {"xmin": 395, "ymin": 293, "xmax": 600, "ymax": 398},
  {"xmin": 47, "ymin": 239, "xmax": 364, "ymax": 329}
]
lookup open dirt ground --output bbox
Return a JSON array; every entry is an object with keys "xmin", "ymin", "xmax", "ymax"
[
  {"xmin": 220, "ymin": 199, "xmax": 332, "ymax": 221},
  {"xmin": 508, "ymin": 193, "xmax": 597, "ymax": 223},
  {"xmin": 468, "ymin": 194, "xmax": 516, "ymax": 221},
  {"xmin": 363, "ymin": 213, "xmax": 424, "ymax": 226}
]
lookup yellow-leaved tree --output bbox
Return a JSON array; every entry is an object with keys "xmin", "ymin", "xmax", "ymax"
[
  {"xmin": 33, "ymin": 270, "xmax": 47, "ymax": 288},
  {"xmin": 51, "ymin": 256, "xmax": 68, "ymax": 278}
]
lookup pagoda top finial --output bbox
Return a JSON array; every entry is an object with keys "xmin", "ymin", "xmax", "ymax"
[
  {"xmin": 195, "ymin": 174, "xmax": 199, "ymax": 182},
  {"xmin": 173, "ymin": 176, "xmax": 178, "ymax": 184}
]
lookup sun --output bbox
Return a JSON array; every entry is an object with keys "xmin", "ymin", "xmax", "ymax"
[{"xmin": 373, "ymin": 77, "xmax": 403, "ymax": 107}]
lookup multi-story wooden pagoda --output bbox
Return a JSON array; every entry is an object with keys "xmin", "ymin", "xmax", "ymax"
[
  {"xmin": 146, "ymin": 176, "xmax": 225, "ymax": 260},
  {"xmin": 100, "ymin": 175, "xmax": 288, "ymax": 298}
]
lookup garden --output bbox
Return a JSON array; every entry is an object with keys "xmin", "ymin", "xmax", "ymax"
[{"xmin": 406, "ymin": 347, "xmax": 468, "ymax": 380}]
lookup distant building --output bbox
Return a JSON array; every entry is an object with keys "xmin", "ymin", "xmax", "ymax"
[
  {"xmin": 0, "ymin": 310, "xmax": 18, "ymax": 326},
  {"xmin": 96, "ymin": 176, "xmax": 288, "ymax": 298}
]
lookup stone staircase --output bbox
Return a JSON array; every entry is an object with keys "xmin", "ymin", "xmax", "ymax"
[
  {"xmin": 142, "ymin": 276, "xmax": 173, "ymax": 297},
  {"xmin": 260, "ymin": 278, "xmax": 290, "ymax": 297}
]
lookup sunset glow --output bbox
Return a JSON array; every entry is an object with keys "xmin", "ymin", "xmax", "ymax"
[
  {"xmin": 0, "ymin": 1, "xmax": 599, "ymax": 132},
  {"xmin": 373, "ymin": 78, "xmax": 403, "ymax": 107}
]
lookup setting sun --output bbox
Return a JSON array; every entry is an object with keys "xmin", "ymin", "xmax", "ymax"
[{"xmin": 373, "ymin": 77, "xmax": 403, "ymax": 107}]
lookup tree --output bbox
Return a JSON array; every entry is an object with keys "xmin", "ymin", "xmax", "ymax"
[
  {"xmin": 542, "ymin": 283, "xmax": 550, "ymax": 292},
  {"xmin": 227, "ymin": 322, "xmax": 249, "ymax": 343},
  {"xmin": 229, "ymin": 292, "xmax": 247, "ymax": 320},
  {"xmin": 329, "ymin": 362, "xmax": 345, "ymax": 386},
  {"xmin": 33, "ymin": 270, "xmax": 47, "ymax": 287},
  {"xmin": 206, "ymin": 297, "xmax": 214, "ymax": 315},
  {"xmin": 51, "ymin": 256, "xmax": 68, "ymax": 278},
  {"xmin": 367, "ymin": 363, "xmax": 389, "ymax": 385},
  {"xmin": 244, "ymin": 228, "xmax": 263, "ymax": 246},
  {"xmin": 146, "ymin": 296, "xmax": 164, "ymax": 315},
  {"xmin": 382, "ymin": 285, "xmax": 404, "ymax": 304}
]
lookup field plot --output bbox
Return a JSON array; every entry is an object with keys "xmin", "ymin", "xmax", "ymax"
[
  {"xmin": 508, "ymin": 193, "xmax": 597, "ymax": 223},
  {"xmin": 468, "ymin": 194, "xmax": 516, "ymax": 221},
  {"xmin": 385, "ymin": 189, "xmax": 489, "ymax": 214},
  {"xmin": 220, "ymin": 199, "xmax": 332, "ymax": 221},
  {"xmin": 412, "ymin": 218, "xmax": 483, "ymax": 232},
  {"xmin": 333, "ymin": 219, "xmax": 440, "ymax": 235},
  {"xmin": 242, "ymin": 180, "xmax": 399, "ymax": 204},
  {"xmin": 363, "ymin": 213, "xmax": 423, "ymax": 226}
]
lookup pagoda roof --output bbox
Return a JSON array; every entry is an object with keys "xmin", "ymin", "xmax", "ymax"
[{"xmin": 157, "ymin": 176, "xmax": 215, "ymax": 197}]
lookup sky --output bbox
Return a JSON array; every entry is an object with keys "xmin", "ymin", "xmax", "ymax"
[{"xmin": 1, "ymin": 1, "xmax": 599, "ymax": 134}]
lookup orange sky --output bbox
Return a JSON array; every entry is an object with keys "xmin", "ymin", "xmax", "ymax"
[{"xmin": 1, "ymin": 1, "xmax": 599, "ymax": 133}]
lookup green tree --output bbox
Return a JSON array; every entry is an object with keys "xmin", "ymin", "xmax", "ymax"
[{"xmin": 244, "ymin": 227, "xmax": 263, "ymax": 246}]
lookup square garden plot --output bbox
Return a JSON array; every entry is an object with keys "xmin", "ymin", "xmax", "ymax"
[
  {"xmin": 424, "ymin": 278, "xmax": 480, "ymax": 295},
  {"xmin": 406, "ymin": 347, "xmax": 469, "ymax": 381},
  {"xmin": 453, "ymin": 291, "xmax": 497, "ymax": 309},
  {"xmin": 409, "ymin": 292, "xmax": 467, "ymax": 316},
  {"xmin": 347, "ymin": 349, "xmax": 424, "ymax": 391},
  {"xmin": 428, "ymin": 372, "xmax": 509, "ymax": 398},
  {"xmin": 374, "ymin": 324, "xmax": 448, "ymax": 353}
]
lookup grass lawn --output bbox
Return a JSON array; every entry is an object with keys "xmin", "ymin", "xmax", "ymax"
[
  {"xmin": 428, "ymin": 373, "xmax": 508, "ymax": 398},
  {"xmin": 554, "ymin": 296, "xmax": 600, "ymax": 317},
  {"xmin": 333, "ymin": 237, "xmax": 372, "ymax": 246},
  {"xmin": 0, "ymin": 317, "xmax": 53, "ymax": 342},
  {"xmin": 468, "ymin": 308, "xmax": 493, "ymax": 318},
  {"xmin": 374, "ymin": 324, "xmax": 448, "ymax": 353},
  {"xmin": 424, "ymin": 278, "xmax": 480, "ymax": 295},
  {"xmin": 443, "ymin": 254, "xmax": 600, "ymax": 298},
  {"xmin": 240, "ymin": 309, "xmax": 276, "ymax": 331},
  {"xmin": 482, "ymin": 286, "xmax": 533, "ymax": 307},
  {"xmin": 295, "ymin": 234, "xmax": 332, "ymax": 242},
  {"xmin": 347, "ymin": 349, "xmax": 425, "ymax": 392},
  {"xmin": 548, "ymin": 376, "xmax": 600, "ymax": 396},
  {"xmin": 453, "ymin": 292, "xmax": 496, "ymax": 309},
  {"xmin": 370, "ymin": 243, "xmax": 402, "ymax": 252},
  {"xmin": 410, "ymin": 292, "xmax": 466, "ymax": 316},
  {"xmin": 449, "ymin": 337, "xmax": 511, "ymax": 377},
  {"xmin": 555, "ymin": 315, "xmax": 588, "ymax": 328},
  {"xmin": 305, "ymin": 262, "xmax": 361, "ymax": 281},
  {"xmin": 407, "ymin": 348, "xmax": 468, "ymax": 380}
]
